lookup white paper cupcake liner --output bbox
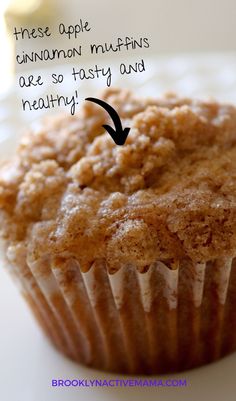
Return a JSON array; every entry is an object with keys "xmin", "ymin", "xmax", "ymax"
[{"xmin": 4, "ymin": 244, "xmax": 236, "ymax": 374}]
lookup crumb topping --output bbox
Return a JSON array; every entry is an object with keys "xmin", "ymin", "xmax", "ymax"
[{"xmin": 1, "ymin": 88, "xmax": 236, "ymax": 272}]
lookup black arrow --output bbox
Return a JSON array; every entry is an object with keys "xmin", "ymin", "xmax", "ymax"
[{"xmin": 85, "ymin": 97, "xmax": 130, "ymax": 145}]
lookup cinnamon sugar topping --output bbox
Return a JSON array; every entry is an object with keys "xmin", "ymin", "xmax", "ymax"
[{"xmin": 1, "ymin": 89, "xmax": 236, "ymax": 272}]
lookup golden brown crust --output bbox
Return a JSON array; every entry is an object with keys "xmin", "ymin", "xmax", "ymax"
[{"xmin": 1, "ymin": 88, "xmax": 236, "ymax": 272}]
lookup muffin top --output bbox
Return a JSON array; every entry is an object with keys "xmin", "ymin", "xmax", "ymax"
[{"xmin": 1, "ymin": 88, "xmax": 236, "ymax": 272}]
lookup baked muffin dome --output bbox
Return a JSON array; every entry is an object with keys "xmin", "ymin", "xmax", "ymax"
[{"xmin": 1, "ymin": 88, "xmax": 236, "ymax": 273}]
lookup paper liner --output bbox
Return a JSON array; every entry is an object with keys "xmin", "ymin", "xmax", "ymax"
[{"xmin": 4, "ymin": 246, "xmax": 236, "ymax": 374}]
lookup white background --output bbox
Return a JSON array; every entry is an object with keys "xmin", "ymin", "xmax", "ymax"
[{"xmin": 55, "ymin": 0, "xmax": 236, "ymax": 53}]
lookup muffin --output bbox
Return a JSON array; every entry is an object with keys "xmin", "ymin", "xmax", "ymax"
[{"xmin": 0, "ymin": 88, "xmax": 236, "ymax": 374}]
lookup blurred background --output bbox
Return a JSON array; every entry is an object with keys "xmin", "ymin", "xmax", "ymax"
[{"xmin": 1, "ymin": 0, "xmax": 236, "ymax": 90}]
